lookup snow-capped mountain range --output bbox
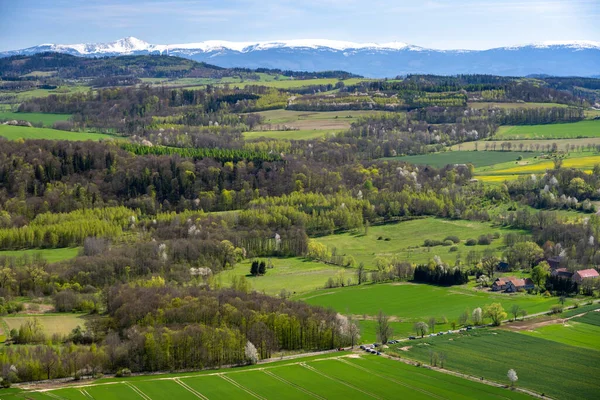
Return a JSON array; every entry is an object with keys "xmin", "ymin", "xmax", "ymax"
[{"xmin": 2, "ymin": 37, "xmax": 599, "ymax": 77}]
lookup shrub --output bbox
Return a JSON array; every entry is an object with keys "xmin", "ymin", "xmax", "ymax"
[
  {"xmin": 477, "ymin": 235, "xmax": 492, "ymax": 245},
  {"xmin": 116, "ymin": 368, "xmax": 132, "ymax": 377},
  {"xmin": 444, "ymin": 236, "xmax": 460, "ymax": 244},
  {"xmin": 424, "ymin": 239, "xmax": 441, "ymax": 247},
  {"xmin": 377, "ymin": 236, "xmax": 383, "ymax": 240},
  {"xmin": 384, "ymin": 238, "xmax": 391, "ymax": 241},
  {"xmin": 449, "ymin": 246, "xmax": 459, "ymax": 252},
  {"xmin": 550, "ymin": 305, "xmax": 563, "ymax": 314},
  {"xmin": 466, "ymin": 238, "xmax": 477, "ymax": 246},
  {"xmin": 443, "ymin": 240, "xmax": 454, "ymax": 246}
]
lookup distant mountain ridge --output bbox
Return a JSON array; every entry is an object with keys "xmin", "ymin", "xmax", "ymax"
[{"xmin": 2, "ymin": 37, "xmax": 599, "ymax": 77}]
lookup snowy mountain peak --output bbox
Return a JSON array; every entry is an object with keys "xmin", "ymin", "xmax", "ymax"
[{"xmin": 503, "ymin": 40, "xmax": 600, "ymax": 51}]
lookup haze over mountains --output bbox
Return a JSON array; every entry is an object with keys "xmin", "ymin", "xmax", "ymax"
[{"xmin": 2, "ymin": 37, "xmax": 599, "ymax": 77}]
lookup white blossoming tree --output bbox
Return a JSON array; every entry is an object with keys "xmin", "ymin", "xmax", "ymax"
[
  {"xmin": 245, "ymin": 341, "xmax": 258, "ymax": 365},
  {"xmin": 507, "ymin": 369, "xmax": 518, "ymax": 387}
]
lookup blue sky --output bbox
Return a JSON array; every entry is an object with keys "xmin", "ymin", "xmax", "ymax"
[{"xmin": 0, "ymin": 0, "xmax": 598, "ymax": 51}]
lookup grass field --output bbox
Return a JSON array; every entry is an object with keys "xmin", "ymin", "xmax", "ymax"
[
  {"xmin": 244, "ymin": 129, "xmax": 338, "ymax": 140},
  {"xmin": 452, "ymin": 137, "xmax": 600, "ymax": 152},
  {"xmin": 3, "ymin": 353, "xmax": 530, "ymax": 400},
  {"xmin": 391, "ymin": 151, "xmax": 538, "ymax": 168},
  {"xmin": 519, "ymin": 311, "xmax": 600, "ymax": 351},
  {"xmin": 253, "ymin": 109, "xmax": 378, "ymax": 131},
  {"xmin": 222, "ymin": 257, "xmax": 346, "ymax": 295},
  {"xmin": 0, "ymin": 85, "xmax": 89, "ymax": 103},
  {"xmin": 0, "ymin": 125, "xmax": 115, "ymax": 141},
  {"xmin": 0, "ymin": 247, "xmax": 80, "ymax": 263},
  {"xmin": 143, "ymin": 77, "xmax": 369, "ymax": 89},
  {"xmin": 494, "ymin": 120, "xmax": 600, "ymax": 140},
  {"xmin": 0, "ymin": 112, "xmax": 71, "ymax": 127},
  {"xmin": 314, "ymin": 218, "xmax": 516, "ymax": 266},
  {"xmin": 2, "ymin": 314, "xmax": 87, "ymax": 337},
  {"xmin": 297, "ymin": 283, "xmax": 568, "ymax": 333},
  {"xmin": 391, "ymin": 329, "xmax": 600, "ymax": 400},
  {"xmin": 468, "ymin": 102, "xmax": 569, "ymax": 110}
]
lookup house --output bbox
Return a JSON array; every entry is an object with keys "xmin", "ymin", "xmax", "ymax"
[
  {"xmin": 546, "ymin": 256, "xmax": 564, "ymax": 270},
  {"xmin": 492, "ymin": 277, "xmax": 534, "ymax": 292},
  {"xmin": 573, "ymin": 269, "xmax": 599, "ymax": 284},
  {"xmin": 551, "ymin": 268, "xmax": 573, "ymax": 279},
  {"xmin": 505, "ymin": 278, "xmax": 535, "ymax": 293},
  {"xmin": 491, "ymin": 277, "xmax": 510, "ymax": 291},
  {"xmin": 496, "ymin": 261, "xmax": 510, "ymax": 272}
]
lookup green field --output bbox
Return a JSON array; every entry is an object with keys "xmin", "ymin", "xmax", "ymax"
[
  {"xmin": 254, "ymin": 109, "xmax": 379, "ymax": 132},
  {"xmin": 391, "ymin": 151, "xmax": 538, "ymax": 168},
  {"xmin": 314, "ymin": 218, "xmax": 515, "ymax": 266},
  {"xmin": 0, "ymin": 125, "xmax": 115, "ymax": 141},
  {"xmin": 468, "ymin": 102, "xmax": 569, "ymax": 110},
  {"xmin": 3, "ymin": 353, "xmax": 529, "ymax": 400},
  {"xmin": 391, "ymin": 329, "xmax": 600, "ymax": 400},
  {"xmin": 143, "ymin": 77, "xmax": 369, "ymax": 89},
  {"xmin": 0, "ymin": 85, "xmax": 89, "ymax": 103},
  {"xmin": 244, "ymin": 129, "xmax": 338, "ymax": 140},
  {"xmin": 494, "ymin": 120, "xmax": 600, "ymax": 139},
  {"xmin": 222, "ymin": 257, "xmax": 346, "ymax": 295},
  {"xmin": 0, "ymin": 247, "xmax": 80, "ymax": 263},
  {"xmin": 0, "ymin": 112, "xmax": 71, "ymax": 127},
  {"xmin": 297, "ymin": 283, "xmax": 567, "ymax": 335},
  {"xmin": 2, "ymin": 314, "xmax": 87, "ymax": 337},
  {"xmin": 519, "ymin": 312, "xmax": 600, "ymax": 351}
]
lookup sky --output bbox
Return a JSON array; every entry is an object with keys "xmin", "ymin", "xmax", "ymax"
[{"xmin": 0, "ymin": 0, "xmax": 598, "ymax": 51}]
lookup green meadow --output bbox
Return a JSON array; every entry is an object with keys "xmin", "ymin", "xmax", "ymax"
[
  {"xmin": 494, "ymin": 120, "xmax": 600, "ymax": 139},
  {"xmin": 297, "ymin": 283, "xmax": 567, "ymax": 329},
  {"xmin": 0, "ymin": 125, "xmax": 115, "ymax": 141},
  {"xmin": 244, "ymin": 128, "xmax": 338, "ymax": 140},
  {"xmin": 0, "ymin": 112, "xmax": 72, "ymax": 127},
  {"xmin": 519, "ymin": 314, "xmax": 600, "ymax": 351},
  {"xmin": 222, "ymin": 257, "xmax": 346, "ymax": 295},
  {"xmin": 2, "ymin": 314, "xmax": 88, "ymax": 337},
  {"xmin": 392, "ymin": 329, "xmax": 600, "ymax": 400},
  {"xmin": 2, "ymin": 353, "xmax": 529, "ymax": 400},
  {"xmin": 314, "ymin": 218, "xmax": 515, "ymax": 266},
  {"xmin": 391, "ymin": 151, "xmax": 537, "ymax": 168},
  {"xmin": 0, "ymin": 247, "xmax": 80, "ymax": 263}
]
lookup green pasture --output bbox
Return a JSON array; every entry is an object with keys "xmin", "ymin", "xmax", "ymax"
[
  {"xmin": 2, "ymin": 314, "xmax": 87, "ymax": 337},
  {"xmin": 494, "ymin": 120, "xmax": 600, "ymax": 140},
  {"xmin": 314, "ymin": 218, "xmax": 514, "ymax": 266},
  {"xmin": 244, "ymin": 129, "xmax": 338, "ymax": 140},
  {"xmin": 519, "ymin": 314, "xmax": 600, "ymax": 351},
  {"xmin": 0, "ymin": 247, "xmax": 80, "ymax": 263},
  {"xmin": 468, "ymin": 102, "xmax": 569, "ymax": 110},
  {"xmin": 0, "ymin": 85, "xmax": 89, "ymax": 103},
  {"xmin": 0, "ymin": 125, "xmax": 115, "ymax": 141},
  {"xmin": 392, "ymin": 329, "xmax": 600, "ymax": 400},
  {"xmin": 391, "ymin": 151, "xmax": 537, "ymax": 168},
  {"xmin": 0, "ymin": 112, "xmax": 71, "ymax": 127},
  {"xmin": 221, "ymin": 257, "xmax": 346, "ymax": 295},
  {"xmin": 3, "ymin": 353, "xmax": 529, "ymax": 400},
  {"xmin": 297, "ymin": 283, "xmax": 569, "ymax": 334}
]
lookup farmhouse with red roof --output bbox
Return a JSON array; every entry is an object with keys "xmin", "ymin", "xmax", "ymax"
[{"xmin": 573, "ymin": 269, "xmax": 599, "ymax": 284}]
